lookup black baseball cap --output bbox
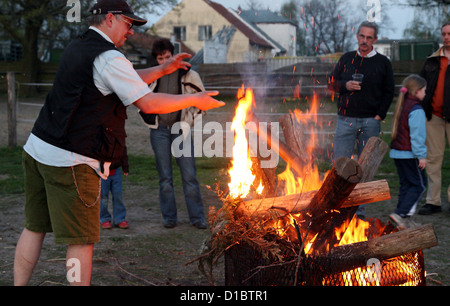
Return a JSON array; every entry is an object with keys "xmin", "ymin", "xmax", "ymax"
[{"xmin": 89, "ymin": 0, "xmax": 147, "ymax": 26}]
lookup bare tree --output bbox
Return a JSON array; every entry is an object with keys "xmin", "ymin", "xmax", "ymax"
[
  {"xmin": 403, "ymin": 13, "xmax": 441, "ymax": 40},
  {"xmin": 395, "ymin": 0, "xmax": 450, "ymax": 39},
  {"xmin": 403, "ymin": 0, "xmax": 450, "ymax": 18},
  {"xmin": 297, "ymin": 0, "xmax": 360, "ymax": 55},
  {"xmin": 244, "ymin": 0, "xmax": 263, "ymax": 10},
  {"xmin": 0, "ymin": 1, "xmax": 67, "ymax": 92},
  {"xmin": 0, "ymin": 0, "xmax": 176, "ymax": 90}
]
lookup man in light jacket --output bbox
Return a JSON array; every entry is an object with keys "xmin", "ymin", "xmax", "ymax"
[{"xmin": 140, "ymin": 38, "xmax": 207, "ymax": 229}]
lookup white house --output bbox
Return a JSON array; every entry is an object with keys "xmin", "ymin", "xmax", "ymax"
[{"xmin": 151, "ymin": 0, "xmax": 297, "ymax": 63}]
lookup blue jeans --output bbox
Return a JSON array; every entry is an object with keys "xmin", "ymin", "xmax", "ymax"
[
  {"xmin": 150, "ymin": 125, "xmax": 205, "ymax": 225},
  {"xmin": 333, "ymin": 116, "xmax": 381, "ymax": 217},
  {"xmin": 100, "ymin": 168, "xmax": 127, "ymax": 225},
  {"xmin": 333, "ymin": 116, "xmax": 381, "ymax": 160},
  {"xmin": 394, "ymin": 159, "xmax": 427, "ymax": 217}
]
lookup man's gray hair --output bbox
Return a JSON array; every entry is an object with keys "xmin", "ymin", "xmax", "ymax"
[
  {"xmin": 357, "ymin": 21, "xmax": 379, "ymax": 38},
  {"xmin": 86, "ymin": 14, "xmax": 108, "ymax": 26}
]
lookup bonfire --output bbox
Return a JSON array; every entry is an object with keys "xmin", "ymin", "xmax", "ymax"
[{"xmin": 193, "ymin": 87, "xmax": 437, "ymax": 286}]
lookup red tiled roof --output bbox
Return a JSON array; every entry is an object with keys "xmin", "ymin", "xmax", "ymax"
[{"xmin": 204, "ymin": 0, "xmax": 273, "ymax": 48}]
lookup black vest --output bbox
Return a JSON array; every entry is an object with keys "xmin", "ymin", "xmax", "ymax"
[
  {"xmin": 391, "ymin": 95, "xmax": 421, "ymax": 151},
  {"xmin": 32, "ymin": 29, "xmax": 127, "ymax": 163}
]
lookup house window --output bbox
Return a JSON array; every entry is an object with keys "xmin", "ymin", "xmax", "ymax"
[
  {"xmin": 198, "ymin": 25, "xmax": 212, "ymax": 41},
  {"xmin": 173, "ymin": 26, "xmax": 186, "ymax": 41}
]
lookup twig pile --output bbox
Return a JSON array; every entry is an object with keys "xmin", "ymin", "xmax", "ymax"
[{"xmin": 190, "ymin": 183, "xmax": 301, "ymax": 285}]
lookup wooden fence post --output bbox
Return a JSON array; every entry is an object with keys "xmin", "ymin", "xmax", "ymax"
[{"xmin": 7, "ymin": 71, "xmax": 17, "ymax": 148}]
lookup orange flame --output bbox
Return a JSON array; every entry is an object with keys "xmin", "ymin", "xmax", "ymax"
[
  {"xmin": 227, "ymin": 87, "xmax": 261, "ymax": 198},
  {"xmin": 334, "ymin": 217, "xmax": 420, "ymax": 286},
  {"xmin": 337, "ymin": 216, "xmax": 370, "ymax": 246},
  {"xmin": 225, "ymin": 87, "xmax": 421, "ymax": 286}
]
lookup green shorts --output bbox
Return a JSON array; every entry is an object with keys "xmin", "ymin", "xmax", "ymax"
[{"xmin": 22, "ymin": 151, "xmax": 101, "ymax": 245}]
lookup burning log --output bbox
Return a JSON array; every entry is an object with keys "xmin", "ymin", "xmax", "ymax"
[
  {"xmin": 201, "ymin": 88, "xmax": 438, "ymax": 287},
  {"xmin": 247, "ymin": 110, "xmax": 390, "ymax": 252},
  {"xmin": 223, "ymin": 223, "xmax": 435, "ymax": 286},
  {"xmin": 317, "ymin": 224, "xmax": 438, "ymax": 275},
  {"xmin": 357, "ymin": 137, "xmax": 390, "ymax": 182},
  {"xmin": 247, "ymin": 112, "xmax": 308, "ymax": 178},
  {"xmin": 300, "ymin": 156, "xmax": 362, "ymax": 245},
  {"xmin": 308, "ymin": 156, "xmax": 362, "ymax": 212},
  {"xmin": 249, "ymin": 121, "xmax": 278, "ymax": 198},
  {"xmin": 237, "ymin": 179, "xmax": 390, "ymax": 218},
  {"xmin": 250, "ymin": 157, "xmax": 277, "ymax": 197},
  {"xmin": 310, "ymin": 137, "xmax": 389, "ymax": 252},
  {"xmin": 279, "ymin": 112, "xmax": 309, "ymax": 168}
]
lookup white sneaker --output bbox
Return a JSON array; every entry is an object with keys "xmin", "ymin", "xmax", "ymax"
[{"xmin": 389, "ymin": 213, "xmax": 416, "ymax": 230}]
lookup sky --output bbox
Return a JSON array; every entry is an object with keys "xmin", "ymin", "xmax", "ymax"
[{"xmin": 147, "ymin": 0, "xmax": 416, "ymax": 39}]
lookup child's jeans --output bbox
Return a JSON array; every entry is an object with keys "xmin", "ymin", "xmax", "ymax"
[
  {"xmin": 100, "ymin": 168, "xmax": 127, "ymax": 225},
  {"xmin": 394, "ymin": 158, "xmax": 427, "ymax": 217}
]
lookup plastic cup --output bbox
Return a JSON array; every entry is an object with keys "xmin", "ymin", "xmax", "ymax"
[{"xmin": 352, "ymin": 73, "xmax": 364, "ymax": 84}]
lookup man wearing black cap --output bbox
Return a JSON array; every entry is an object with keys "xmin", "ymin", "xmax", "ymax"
[{"xmin": 14, "ymin": 0, "xmax": 224, "ymax": 286}]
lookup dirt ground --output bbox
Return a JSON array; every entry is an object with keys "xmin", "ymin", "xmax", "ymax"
[
  {"xmin": 0, "ymin": 99, "xmax": 231, "ymax": 286},
  {"xmin": 0, "ymin": 99, "xmax": 448, "ymax": 287},
  {"xmin": 0, "ymin": 183, "xmax": 224, "ymax": 286}
]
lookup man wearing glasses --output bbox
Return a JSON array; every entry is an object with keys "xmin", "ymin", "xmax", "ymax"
[{"xmin": 14, "ymin": 0, "xmax": 224, "ymax": 286}]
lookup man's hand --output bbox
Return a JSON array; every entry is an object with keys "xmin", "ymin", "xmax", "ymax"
[
  {"xmin": 99, "ymin": 162, "xmax": 111, "ymax": 180},
  {"xmin": 192, "ymin": 91, "xmax": 225, "ymax": 111},
  {"xmin": 346, "ymin": 80, "xmax": 361, "ymax": 91},
  {"xmin": 161, "ymin": 52, "xmax": 192, "ymax": 75},
  {"xmin": 136, "ymin": 53, "xmax": 193, "ymax": 84}
]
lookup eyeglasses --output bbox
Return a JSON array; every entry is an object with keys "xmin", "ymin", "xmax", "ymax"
[{"xmin": 117, "ymin": 15, "xmax": 133, "ymax": 30}]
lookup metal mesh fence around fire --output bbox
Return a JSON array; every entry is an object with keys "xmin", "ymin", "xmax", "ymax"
[
  {"xmin": 225, "ymin": 243, "xmax": 425, "ymax": 286},
  {"xmin": 224, "ymin": 218, "xmax": 426, "ymax": 286}
]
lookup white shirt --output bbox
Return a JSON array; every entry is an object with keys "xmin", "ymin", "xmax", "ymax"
[
  {"xmin": 23, "ymin": 26, "xmax": 151, "ymax": 177},
  {"xmin": 357, "ymin": 48, "xmax": 377, "ymax": 58},
  {"xmin": 89, "ymin": 27, "xmax": 151, "ymax": 105}
]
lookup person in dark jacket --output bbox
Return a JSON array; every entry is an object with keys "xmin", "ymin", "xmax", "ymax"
[
  {"xmin": 418, "ymin": 22, "xmax": 450, "ymax": 215},
  {"xmin": 389, "ymin": 75, "xmax": 428, "ymax": 230},
  {"xmin": 14, "ymin": 0, "xmax": 224, "ymax": 286},
  {"xmin": 328, "ymin": 21, "xmax": 395, "ymax": 218}
]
